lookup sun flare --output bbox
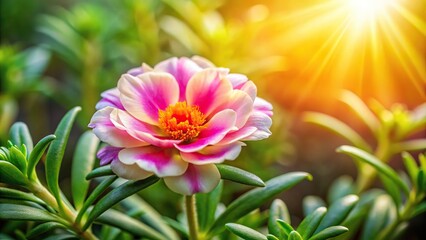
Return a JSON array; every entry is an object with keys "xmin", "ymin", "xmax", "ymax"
[
  {"xmin": 264, "ymin": 0, "xmax": 426, "ymax": 111},
  {"xmin": 347, "ymin": 0, "xmax": 395, "ymax": 22}
]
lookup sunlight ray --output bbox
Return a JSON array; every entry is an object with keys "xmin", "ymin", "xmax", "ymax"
[{"xmin": 379, "ymin": 10, "xmax": 426, "ymax": 96}]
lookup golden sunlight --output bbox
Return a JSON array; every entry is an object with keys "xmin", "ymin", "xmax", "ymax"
[
  {"xmin": 347, "ymin": 0, "xmax": 395, "ymax": 23},
  {"xmin": 252, "ymin": 0, "xmax": 426, "ymax": 112}
]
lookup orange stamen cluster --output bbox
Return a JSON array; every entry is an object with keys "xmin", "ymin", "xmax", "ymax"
[{"xmin": 158, "ymin": 101, "xmax": 206, "ymax": 142}]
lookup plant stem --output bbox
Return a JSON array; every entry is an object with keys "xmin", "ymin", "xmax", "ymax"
[
  {"xmin": 29, "ymin": 181, "xmax": 98, "ymax": 240},
  {"xmin": 185, "ymin": 195, "xmax": 199, "ymax": 240},
  {"xmin": 356, "ymin": 129, "xmax": 391, "ymax": 193}
]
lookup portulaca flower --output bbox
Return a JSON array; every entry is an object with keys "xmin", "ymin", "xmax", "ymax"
[{"xmin": 89, "ymin": 56, "xmax": 272, "ymax": 195}]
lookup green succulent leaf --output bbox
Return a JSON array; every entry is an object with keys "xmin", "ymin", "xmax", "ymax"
[
  {"xmin": 393, "ymin": 139, "xmax": 426, "ymax": 153},
  {"xmin": 268, "ymin": 199, "xmax": 290, "ymax": 239},
  {"xmin": 411, "ymin": 201, "xmax": 426, "ymax": 218},
  {"xmin": 380, "ymin": 173, "xmax": 403, "ymax": 207},
  {"xmin": 83, "ymin": 176, "xmax": 160, "ymax": 230},
  {"xmin": 96, "ymin": 208, "xmax": 165, "ymax": 240},
  {"xmin": 402, "ymin": 152, "xmax": 419, "ymax": 185},
  {"xmin": 360, "ymin": 194, "xmax": 396, "ymax": 240},
  {"xmin": 297, "ymin": 207, "xmax": 327, "ymax": 239},
  {"xmin": 216, "ymin": 164, "xmax": 265, "ymax": 187},
  {"xmin": 225, "ymin": 223, "xmax": 267, "ymax": 240},
  {"xmin": 303, "ymin": 196, "xmax": 326, "ymax": 216},
  {"xmin": 267, "ymin": 234, "xmax": 280, "ymax": 240},
  {"xmin": 337, "ymin": 145, "xmax": 410, "ymax": 195},
  {"xmin": 208, "ymin": 172, "xmax": 312, "ymax": 236},
  {"xmin": 0, "ymin": 187, "xmax": 45, "ymax": 206},
  {"xmin": 120, "ymin": 195, "xmax": 179, "ymax": 240},
  {"xmin": 75, "ymin": 175, "xmax": 117, "ymax": 224},
  {"xmin": 71, "ymin": 131, "xmax": 99, "ymax": 210},
  {"xmin": 26, "ymin": 222, "xmax": 66, "ymax": 239},
  {"xmin": 86, "ymin": 165, "xmax": 114, "ymax": 180},
  {"xmin": 327, "ymin": 175, "xmax": 355, "ymax": 203},
  {"xmin": 304, "ymin": 112, "xmax": 371, "ymax": 152},
  {"xmin": 163, "ymin": 217, "xmax": 188, "ymax": 237},
  {"xmin": 417, "ymin": 169, "xmax": 426, "ymax": 193},
  {"xmin": 288, "ymin": 230, "xmax": 303, "ymax": 240},
  {"xmin": 332, "ymin": 189, "xmax": 383, "ymax": 240},
  {"xmin": 9, "ymin": 122, "xmax": 33, "ymax": 154},
  {"xmin": 339, "ymin": 90, "xmax": 380, "ymax": 136},
  {"xmin": 308, "ymin": 226, "xmax": 348, "ymax": 240},
  {"xmin": 8, "ymin": 146, "xmax": 27, "ymax": 173},
  {"xmin": 0, "ymin": 203, "xmax": 63, "ymax": 223},
  {"xmin": 276, "ymin": 219, "xmax": 294, "ymax": 238},
  {"xmin": 0, "ymin": 160, "xmax": 29, "ymax": 186},
  {"xmin": 42, "ymin": 233, "xmax": 76, "ymax": 240},
  {"xmin": 197, "ymin": 181, "xmax": 223, "ymax": 231},
  {"xmin": 45, "ymin": 106, "xmax": 81, "ymax": 207},
  {"xmin": 419, "ymin": 154, "xmax": 426, "ymax": 172},
  {"xmin": 27, "ymin": 134, "xmax": 56, "ymax": 179},
  {"xmin": 100, "ymin": 225, "xmax": 122, "ymax": 240},
  {"xmin": 314, "ymin": 194, "xmax": 358, "ymax": 234}
]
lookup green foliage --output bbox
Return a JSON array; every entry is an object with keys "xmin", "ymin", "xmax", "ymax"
[
  {"xmin": 305, "ymin": 91, "xmax": 426, "ymax": 240},
  {"xmin": 226, "ymin": 223, "xmax": 268, "ymax": 240},
  {"xmin": 26, "ymin": 222, "xmax": 67, "ymax": 239},
  {"xmin": 216, "ymin": 164, "xmax": 265, "ymax": 187},
  {"xmin": 45, "ymin": 106, "xmax": 81, "ymax": 209},
  {"xmin": 27, "ymin": 134, "xmax": 56, "ymax": 179},
  {"xmin": 227, "ymin": 196, "xmax": 352, "ymax": 240},
  {"xmin": 0, "ymin": 203, "xmax": 64, "ymax": 223},
  {"xmin": 82, "ymin": 176, "xmax": 160, "ymax": 230},
  {"xmin": 0, "ymin": 110, "xmax": 173, "ymax": 239},
  {"xmin": 86, "ymin": 165, "xmax": 114, "ymax": 179},
  {"xmin": 71, "ymin": 131, "xmax": 99, "ymax": 210},
  {"xmin": 209, "ymin": 172, "xmax": 312, "ymax": 236},
  {"xmin": 96, "ymin": 209, "xmax": 165, "ymax": 240},
  {"xmin": 268, "ymin": 199, "xmax": 290, "ymax": 238},
  {"xmin": 196, "ymin": 181, "xmax": 223, "ymax": 231}
]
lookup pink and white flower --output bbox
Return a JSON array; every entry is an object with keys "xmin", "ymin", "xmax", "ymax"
[{"xmin": 89, "ymin": 56, "xmax": 272, "ymax": 195}]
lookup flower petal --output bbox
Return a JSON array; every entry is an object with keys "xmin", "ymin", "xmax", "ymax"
[
  {"xmin": 186, "ymin": 68, "xmax": 233, "ymax": 116},
  {"xmin": 218, "ymin": 126, "xmax": 257, "ymax": 145},
  {"xmin": 175, "ymin": 109, "xmax": 237, "ymax": 153},
  {"xmin": 240, "ymin": 81, "xmax": 257, "ymax": 101},
  {"xmin": 220, "ymin": 90, "xmax": 253, "ymax": 128},
  {"xmin": 227, "ymin": 73, "xmax": 248, "ymax": 89},
  {"xmin": 180, "ymin": 142, "xmax": 244, "ymax": 165},
  {"xmin": 118, "ymin": 72, "xmax": 179, "ymax": 125},
  {"xmin": 113, "ymin": 108, "xmax": 183, "ymax": 147},
  {"xmin": 96, "ymin": 88, "xmax": 124, "ymax": 110},
  {"xmin": 97, "ymin": 146, "xmax": 122, "ymax": 165},
  {"xmin": 191, "ymin": 56, "xmax": 215, "ymax": 68},
  {"xmin": 118, "ymin": 147, "xmax": 188, "ymax": 177},
  {"xmin": 242, "ymin": 112, "xmax": 272, "ymax": 141},
  {"xmin": 154, "ymin": 57, "xmax": 202, "ymax": 101},
  {"xmin": 111, "ymin": 159, "xmax": 153, "ymax": 180},
  {"xmin": 164, "ymin": 164, "xmax": 220, "ymax": 195},
  {"xmin": 254, "ymin": 97, "xmax": 273, "ymax": 117},
  {"xmin": 88, "ymin": 107, "xmax": 146, "ymax": 147},
  {"xmin": 127, "ymin": 63, "xmax": 153, "ymax": 76}
]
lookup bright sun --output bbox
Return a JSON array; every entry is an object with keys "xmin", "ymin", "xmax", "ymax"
[
  {"xmin": 348, "ymin": 0, "xmax": 395, "ymax": 23},
  {"xmin": 266, "ymin": 0, "xmax": 425, "ymax": 110}
]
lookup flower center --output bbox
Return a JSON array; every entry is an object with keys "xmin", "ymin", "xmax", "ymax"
[{"xmin": 158, "ymin": 101, "xmax": 206, "ymax": 142}]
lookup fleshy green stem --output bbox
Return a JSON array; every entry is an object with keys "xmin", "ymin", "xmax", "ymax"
[
  {"xmin": 185, "ymin": 195, "xmax": 199, "ymax": 240},
  {"xmin": 29, "ymin": 181, "xmax": 98, "ymax": 240},
  {"xmin": 356, "ymin": 129, "xmax": 391, "ymax": 193}
]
